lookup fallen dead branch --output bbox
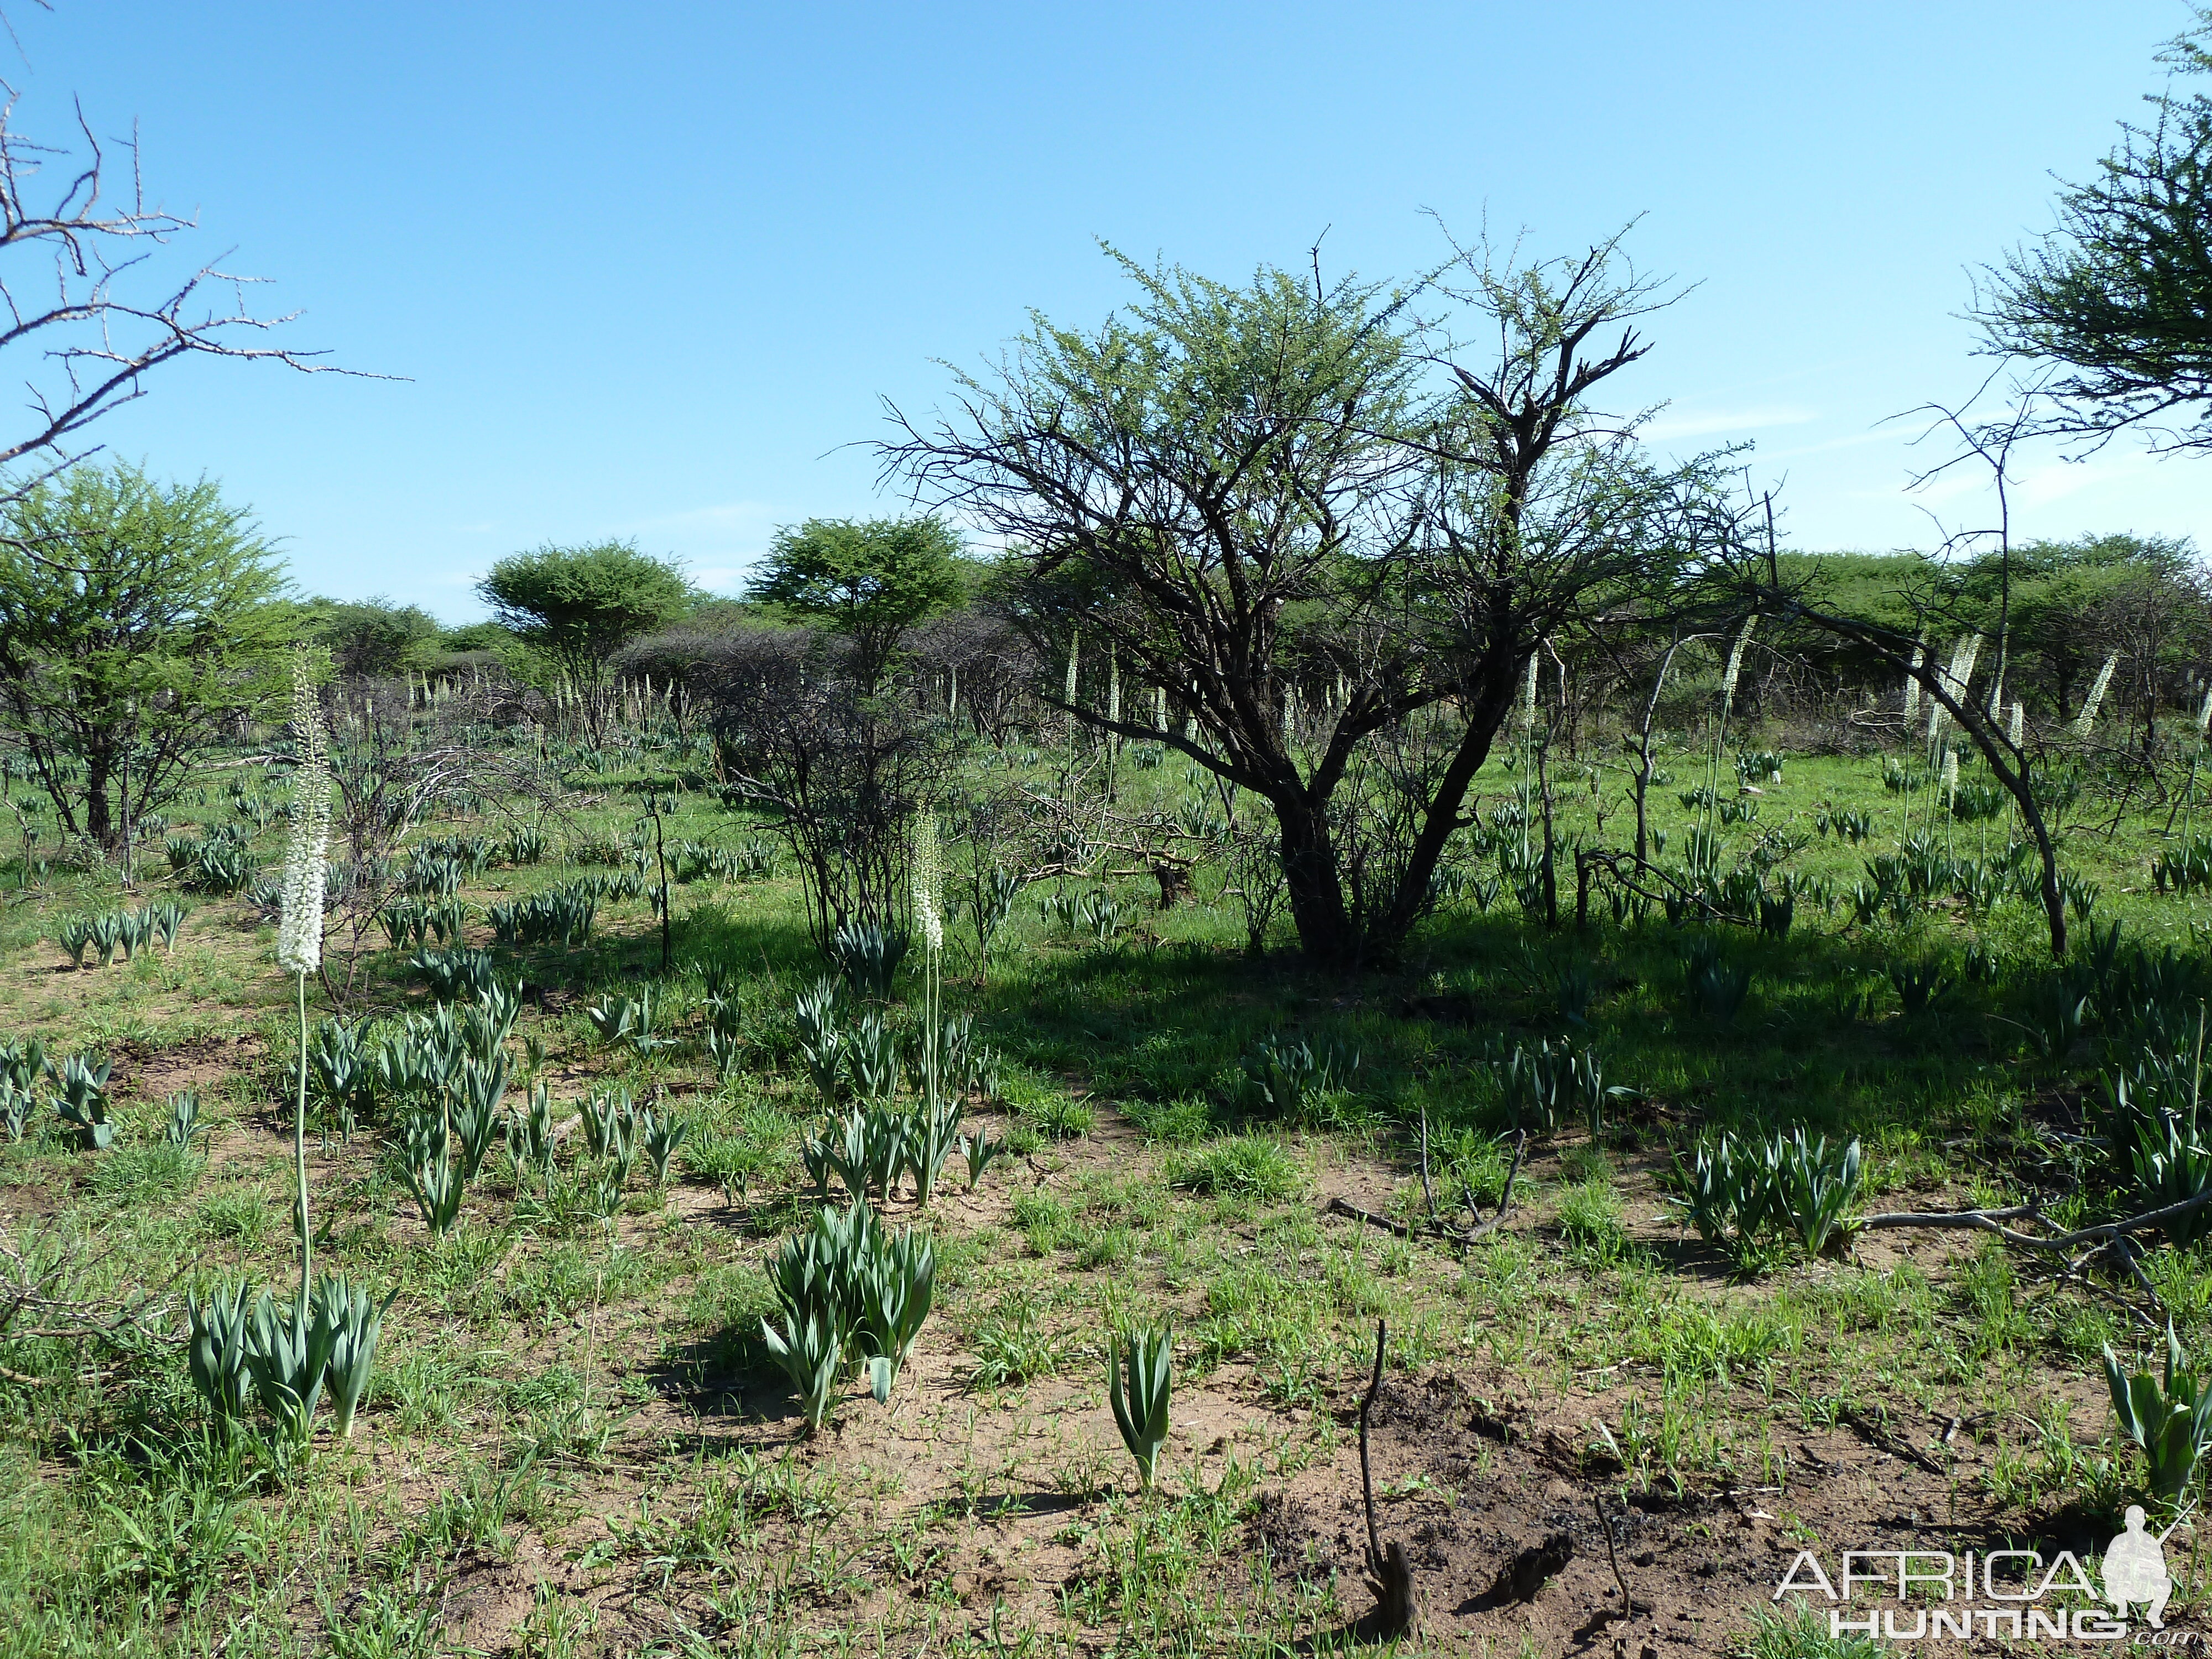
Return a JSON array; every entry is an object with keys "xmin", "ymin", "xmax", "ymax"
[
  {"xmin": 1328, "ymin": 1130, "xmax": 1525, "ymax": 1248},
  {"xmin": 1856, "ymin": 1186, "xmax": 2212, "ymax": 1324},
  {"xmin": 0, "ymin": 1222, "xmax": 184, "ymax": 1363}
]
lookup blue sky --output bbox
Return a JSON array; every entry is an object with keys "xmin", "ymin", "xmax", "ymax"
[{"xmin": 8, "ymin": 2, "xmax": 2201, "ymax": 619}]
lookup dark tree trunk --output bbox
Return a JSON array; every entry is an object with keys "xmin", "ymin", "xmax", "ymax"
[
  {"xmin": 1272, "ymin": 794, "xmax": 1359, "ymax": 967},
  {"xmin": 83, "ymin": 753, "xmax": 113, "ymax": 846}
]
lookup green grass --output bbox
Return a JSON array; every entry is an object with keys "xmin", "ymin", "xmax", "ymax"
[{"xmin": 6, "ymin": 719, "xmax": 2212, "ymax": 1652}]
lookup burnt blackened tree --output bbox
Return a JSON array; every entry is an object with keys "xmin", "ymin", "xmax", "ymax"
[{"xmin": 885, "ymin": 236, "xmax": 1707, "ymax": 966}]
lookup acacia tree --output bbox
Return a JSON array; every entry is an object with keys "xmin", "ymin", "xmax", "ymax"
[
  {"xmin": 476, "ymin": 541, "xmax": 693, "ymax": 738},
  {"xmin": 304, "ymin": 595, "xmax": 443, "ymax": 679},
  {"xmin": 748, "ymin": 515, "xmax": 966, "ymax": 692},
  {"xmin": 886, "ymin": 238, "xmax": 1705, "ymax": 966},
  {"xmin": 0, "ymin": 461, "xmax": 292, "ymax": 848},
  {"xmin": 1977, "ymin": 8, "xmax": 2212, "ymax": 451}
]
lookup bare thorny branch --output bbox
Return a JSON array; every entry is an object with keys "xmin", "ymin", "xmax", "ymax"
[
  {"xmin": 0, "ymin": 1220, "xmax": 184, "ymax": 1378},
  {"xmin": 0, "ymin": 75, "xmax": 385, "ymax": 567}
]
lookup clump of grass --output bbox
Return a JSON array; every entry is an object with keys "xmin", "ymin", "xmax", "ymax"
[
  {"xmin": 1745, "ymin": 1603, "xmax": 1888, "ymax": 1658},
  {"xmin": 197, "ymin": 1190, "xmax": 270, "ymax": 1245},
  {"xmin": 1018, "ymin": 1095, "xmax": 1094, "ymax": 1139},
  {"xmin": 966, "ymin": 1297, "xmax": 1065, "ymax": 1389},
  {"xmin": 1125, "ymin": 1095, "xmax": 1215, "ymax": 1144},
  {"xmin": 1166, "ymin": 1134, "xmax": 1304, "ymax": 1202},
  {"xmin": 1557, "ymin": 1178, "xmax": 1631, "ymax": 1260},
  {"xmin": 1010, "ymin": 1191, "xmax": 1072, "ymax": 1254},
  {"xmin": 90, "ymin": 1140, "xmax": 201, "ymax": 1202}
]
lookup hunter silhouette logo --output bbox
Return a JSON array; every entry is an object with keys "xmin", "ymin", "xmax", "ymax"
[
  {"xmin": 1771, "ymin": 1543, "xmax": 2169, "ymax": 1641},
  {"xmin": 2105, "ymin": 1505, "xmax": 2179, "ymax": 1628}
]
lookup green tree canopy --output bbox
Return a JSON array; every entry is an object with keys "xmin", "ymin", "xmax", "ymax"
[
  {"xmin": 885, "ymin": 238, "xmax": 1707, "ymax": 964},
  {"xmin": 1978, "ymin": 9, "xmax": 2212, "ymax": 450},
  {"xmin": 438, "ymin": 620, "xmax": 515, "ymax": 656},
  {"xmin": 301, "ymin": 594, "xmax": 443, "ymax": 678},
  {"xmin": 0, "ymin": 461, "xmax": 293, "ymax": 847},
  {"xmin": 476, "ymin": 541, "xmax": 693, "ymax": 730},
  {"xmin": 747, "ymin": 516, "xmax": 966, "ymax": 689}
]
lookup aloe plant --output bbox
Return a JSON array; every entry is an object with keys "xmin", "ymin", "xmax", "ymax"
[
  {"xmin": 857, "ymin": 1228, "xmax": 935, "ymax": 1400},
  {"xmin": 1494, "ymin": 1037, "xmax": 1572, "ymax": 1135},
  {"xmin": 794, "ymin": 975, "xmax": 848, "ymax": 1106},
  {"xmin": 185, "ymin": 1281, "xmax": 256, "ymax": 1426},
  {"xmin": 1567, "ymin": 1047, "xmax": 1632, "ymax": 1139},
  {"xmin": 1887, "ymin": 958, "xmax": 1950, "ymax": 1016},
  {"xmin": 762, "ymin": 1303, "xmax": 847, "ymax": 1431},
  {"xmin": 760, "ymin": 1199, "xmax": 938, "ymax": 1428},
  {"xmin": 1108, "ymin": 1323, "xmax": 1173, "ymax": 1490},
  {"xmin": 509, "ymin": 1082, "xmax": 556, "ymax": 1184},
  {"xmin": 410, "ymin": 945, "xmax": 498, "ymax": 1003},
  {"xmin": 831, "ymin": 919, "xmax": 909, "ymax": 999},
  {"xmin": 586, "ymin": 988, "xmax": 667, "ymax": 1057},
  {"xmin": 842, "ymin": 1010, "xmax": 902, "ymax": 1103},
  {"xmin": 309, "ymin": 1018, "xmax": 372, "ymax": 1131},
  {"xmin": 1682, "ymin": 938, "xmax": 1753, "ymax": 1021},
  {"xmin": 0, "ymin": 1077, "xmax": 29, "ymax": 1142},
  {"xmin": 145, "ymin": 900, "xmax": 186, "ymax": 952},
  {"xmin": 315, "ymin": 1274, "xmax": 390, "ymax": 1439},
  {"xmin": 961, "ymin": 1128, "xmax": 1004, "ymax": 1191},
  {"xmin": 2107, "ymin": 1324, "xmax": 2212, "ymax": 1503},
  {"xmin": 1769, "ymin": 1128, "xmax": 1862, "ymax": 1255},
  {"xmin": 905, "ymin": 1099, "xmax": 963, "ymax": 1206},
  {"xmin": 704, "ymin": 1018, "xmax": 744, "ymax": 1080},
  {"xmin": 163, "ymin": 1090, "xmax": 204, "ymax": 1150},
  {"xmin": 57, "ymin": 915, "xmax": 91, "ymax": 968},
  {"xmin": 398, "ymin": 1118, "xmax": 465, "ymax": 1234},
  {"xmin": 579, "ymin": 1088, "xmax": 638, "ymax": 1162},
  {"xmin": 53, "ymin": 1055, "xmax": 113, "ymax": 1150},
  {"xmin": 0, "ymin": 1039, "xmax": 49, "ymax": 1095},
  {"xmin": 1668, "ymin": 1126, "xmax": 1863, "ymax": 1260},
  {"xmin": 242, "ymin": 1287, "xmax": 341, "ymax": 1444},
  {"xmin": 446, "ymin": 1095, "xmax": 507, "ymax": 1186},
  {"xmin": 640, "ymin": 1108, "xmax": 688, "ymax": 1186},
  {"xmin": 802, "ymin": 1108, "xmax": 871, "ymax": 1202},
  {"xmin": 1243, "ymin": 1035, "xmax": 1358, "ymax": 1120}
]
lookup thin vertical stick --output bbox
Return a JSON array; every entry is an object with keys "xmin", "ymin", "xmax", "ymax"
[
  {"xmin": 1417, "ymin": 1108, "xmax": 1438, "ymax": 1226},
  {"xmin": 1359, "ymin": 1318, "xmax": 1386, "ymax": 1574}
]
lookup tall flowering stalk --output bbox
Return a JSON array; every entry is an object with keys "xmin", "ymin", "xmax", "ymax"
[
  {"xmin": 2075, "ymin": 651, "xmax": 2120, "ymax": 740},
  {"xmin": 1719, "ymin": 615, "xmax": 1756, "ymax": 723},
  {"xmin": 1701, "ymin": 615, "xmax": 1758, "ymax": 853},
  {"xmin": 278, "ymin": 650, "xmax": 331, "ymax": 1293},
  {"xmin": 911, "ymin": 810, "xmax": 944, "ymax": 1108},
  {"xmin": 1902, "ymin": 632, "xmax": 1927, "ymax": 725},
  {"xmin": 1926, "ymin": 633, "xmax": 1983, "ymax": 762}
]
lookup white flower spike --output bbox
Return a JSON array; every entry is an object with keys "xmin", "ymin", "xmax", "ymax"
[{"xmin": 276, "ymin": 651, "xmax": 331, "ymax": 976}]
